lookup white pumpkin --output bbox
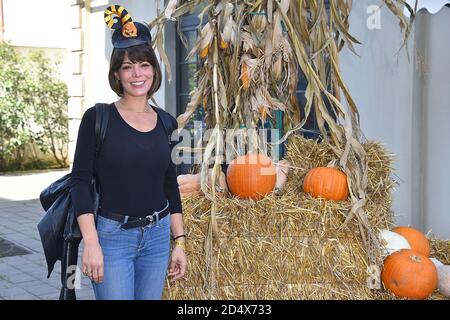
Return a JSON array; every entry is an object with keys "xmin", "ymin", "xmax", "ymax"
[
  {"xmin": 436, "ymin": 265, "xmax": 450, "ymax": 297},
  {"xmin": 379, "ymin": 229, "xmax": 411, "ymax": 255},
  {"xmin": 274, "ymin": 159, "xmax": 291, "ymax": 195},
  {"xmin": 430, "ymin": 257, "xmax": 444, "ymax": 268}
]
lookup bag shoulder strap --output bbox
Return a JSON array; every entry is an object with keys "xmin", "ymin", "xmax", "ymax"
[
  {"xmin": 94, "ymin": 103, "xmax": 110, "ymax": 156},
  {"xmin": 150, "ymin": 105, "xmax": 175, "ymax": 144}
]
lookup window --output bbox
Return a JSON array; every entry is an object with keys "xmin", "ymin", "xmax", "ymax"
[
  {"xmin": 176, "ymin": 13, "xmax": 206, "ymax": 174},
  {"xmin": 296, "ymin": 0, "xmax": 332, "ymax": 140},
  {"xmin": 175, "ymin": 2, "xmax": 333, "ymax": 168},
  {"xmin": 176, "ymin": 14, "xmax": 205, "ymax": 122}
]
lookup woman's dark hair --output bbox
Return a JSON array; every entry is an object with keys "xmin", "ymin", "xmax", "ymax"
[{"xmin": 108, "ymin": 44, "xmax": 162, "ymax": 98}]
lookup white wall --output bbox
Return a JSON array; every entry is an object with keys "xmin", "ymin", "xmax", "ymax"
[
  {"xmin": 415, "ymin": 9, "xmax": 450, "ymax": 240},
  {"xmin": 340, "ymin": 0, "xmax": 450, "ymax": 239},
  {"xmin": 340, "ymin": 0, "xmax": 415, "ymax": 227}
]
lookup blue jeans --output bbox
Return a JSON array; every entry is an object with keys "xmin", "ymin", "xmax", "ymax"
[{"xmin": 92, "ymin": 214, "xmax": 171, "ymax": 300}]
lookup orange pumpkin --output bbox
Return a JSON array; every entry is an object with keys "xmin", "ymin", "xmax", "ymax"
[
  {"xmin": 393, "ymin": 226, "xmax": 430, "ymax": 257},
  {"xmin": 226, "ymin": 153, "xmax": 276, "ymax": 200},
  {"xmin": 177, "ymin": 174, "xmax": 201, "ymax": 196},
  {"xmin": 178, "ymin": 170, "xmax": 228, "ymax": 198},
  {"xmin": 381, "ymin": 249, "xmax": 437, "ymax": 299},
  {"xmin": 303, "ymin": 167, "xmax": 349, "ymax": 201},
  {"xmin": 122, "ymin": 22, "xmax": 138, "ymax": 37}
]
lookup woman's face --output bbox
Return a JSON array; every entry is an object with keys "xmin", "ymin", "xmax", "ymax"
[{"xmin": 115, "ymin": 52, "xmax": 154, "ymax": 98}]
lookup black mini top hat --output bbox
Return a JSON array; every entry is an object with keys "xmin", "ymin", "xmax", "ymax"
[{"xmin": 104, "ymin": 5, "xmax": 152, "ymax": 49}]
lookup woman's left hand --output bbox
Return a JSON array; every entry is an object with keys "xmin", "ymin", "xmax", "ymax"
[{"xmin": 168, "ymin": 246, "xmax": 187, "ymax": 281}]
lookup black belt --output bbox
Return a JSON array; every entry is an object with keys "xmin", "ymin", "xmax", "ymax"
[{"xmin": 97, "ymin": 201, "xmax": 170, "ymax": 230}]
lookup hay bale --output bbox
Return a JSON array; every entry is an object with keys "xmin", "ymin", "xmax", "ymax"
[
  {"xmin": 163, "ymin": 135, "xmax": 445, "ymax": 299},
  {"xmin": 430, "ymin": 238, "xmax": 450, "ymax": 265}
]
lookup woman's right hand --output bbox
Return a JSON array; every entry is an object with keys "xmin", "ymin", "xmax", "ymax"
[
  {"xmin": 77, "ymin": 213, "xmax": 103, "ymax": 284},
  {"xmin": 82, "ymin": 239, "xmax": 104, "ymax": 284}
]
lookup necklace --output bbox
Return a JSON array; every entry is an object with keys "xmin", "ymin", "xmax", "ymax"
[{"xmin": 116, "ymin": 100, "xmax": 153, "ymax": 114}]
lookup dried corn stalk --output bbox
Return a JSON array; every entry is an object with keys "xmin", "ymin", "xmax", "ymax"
[{"xmin": 149, "ymin": 0, "xmax": 416, "ymax": 295}]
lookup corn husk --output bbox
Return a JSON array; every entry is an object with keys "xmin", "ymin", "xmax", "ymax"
[{"xmin": 149, "ymin": 0, "xmax": 425, "ymax": 300}]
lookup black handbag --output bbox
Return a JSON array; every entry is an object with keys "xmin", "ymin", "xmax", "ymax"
[{"xmin": 38, "ymin": 103, "xmax": 110, "ymax": 300}]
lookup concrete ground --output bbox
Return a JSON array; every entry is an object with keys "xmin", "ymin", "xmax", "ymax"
[{"xmin": 0, "ymin": 169, "xmax": 95, "ymax": 300}]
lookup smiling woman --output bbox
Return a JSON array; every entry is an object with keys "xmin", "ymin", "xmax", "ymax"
[
  {"xmin": 69, "ymin": 5, "xmax": 187, "ymax": 301},
  {"xmin": 108, "ymin": 44, "xmax": 161, "ymax": 100}
]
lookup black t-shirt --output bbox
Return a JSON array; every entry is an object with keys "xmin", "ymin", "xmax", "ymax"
[{"xmin": 70, "ymin": 103, "xmax": 182, "ymax": 218}]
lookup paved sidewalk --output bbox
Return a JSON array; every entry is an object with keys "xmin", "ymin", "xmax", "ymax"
[{"xmin": 0, "ymin": 170, "xmax": 95, "ymax": 300}]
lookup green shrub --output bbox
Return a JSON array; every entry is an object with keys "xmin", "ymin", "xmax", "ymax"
[{"xmin": 0, "ymin": 43, "xmax": 68, "ymax": 171}]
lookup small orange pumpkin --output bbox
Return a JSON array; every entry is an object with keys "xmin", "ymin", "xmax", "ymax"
[
  {"xmin": 303, "ymin": 167, "xmax": 349, "ymax": 201},
  {"xmin": 177, "ymin": 174, "xmax": 201, "ymax": 196},
  {"xmin": 393, "ymin": 226, "xmax": 430, "ymax": 257},
  {"xmin": 381, "ymin": 249, "xmax": 437, "ymax": 299},
  {"xmin": 122, "ymin": 22, "xmax": 137, "ymax": 37},
  {"xmin": 178, "ymin": 170, "xmax": 228, "ymax": 198},
  {"xmin": 226, "ymin": 153, "xmax": 276, "ymax": 200}
]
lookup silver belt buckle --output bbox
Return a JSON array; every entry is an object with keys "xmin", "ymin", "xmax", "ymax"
[
  {"xmin": 145, "ymin": 214, "xmax": 155, "ymax": 225},
  {"xmin": 145, "ymin": 201, "xmax": 168, "ymax": 226}
]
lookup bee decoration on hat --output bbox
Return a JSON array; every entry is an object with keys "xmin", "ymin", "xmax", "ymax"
[{"xmin": 104, "ymin": 5, "xmax": 152, "ymax": 49}]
